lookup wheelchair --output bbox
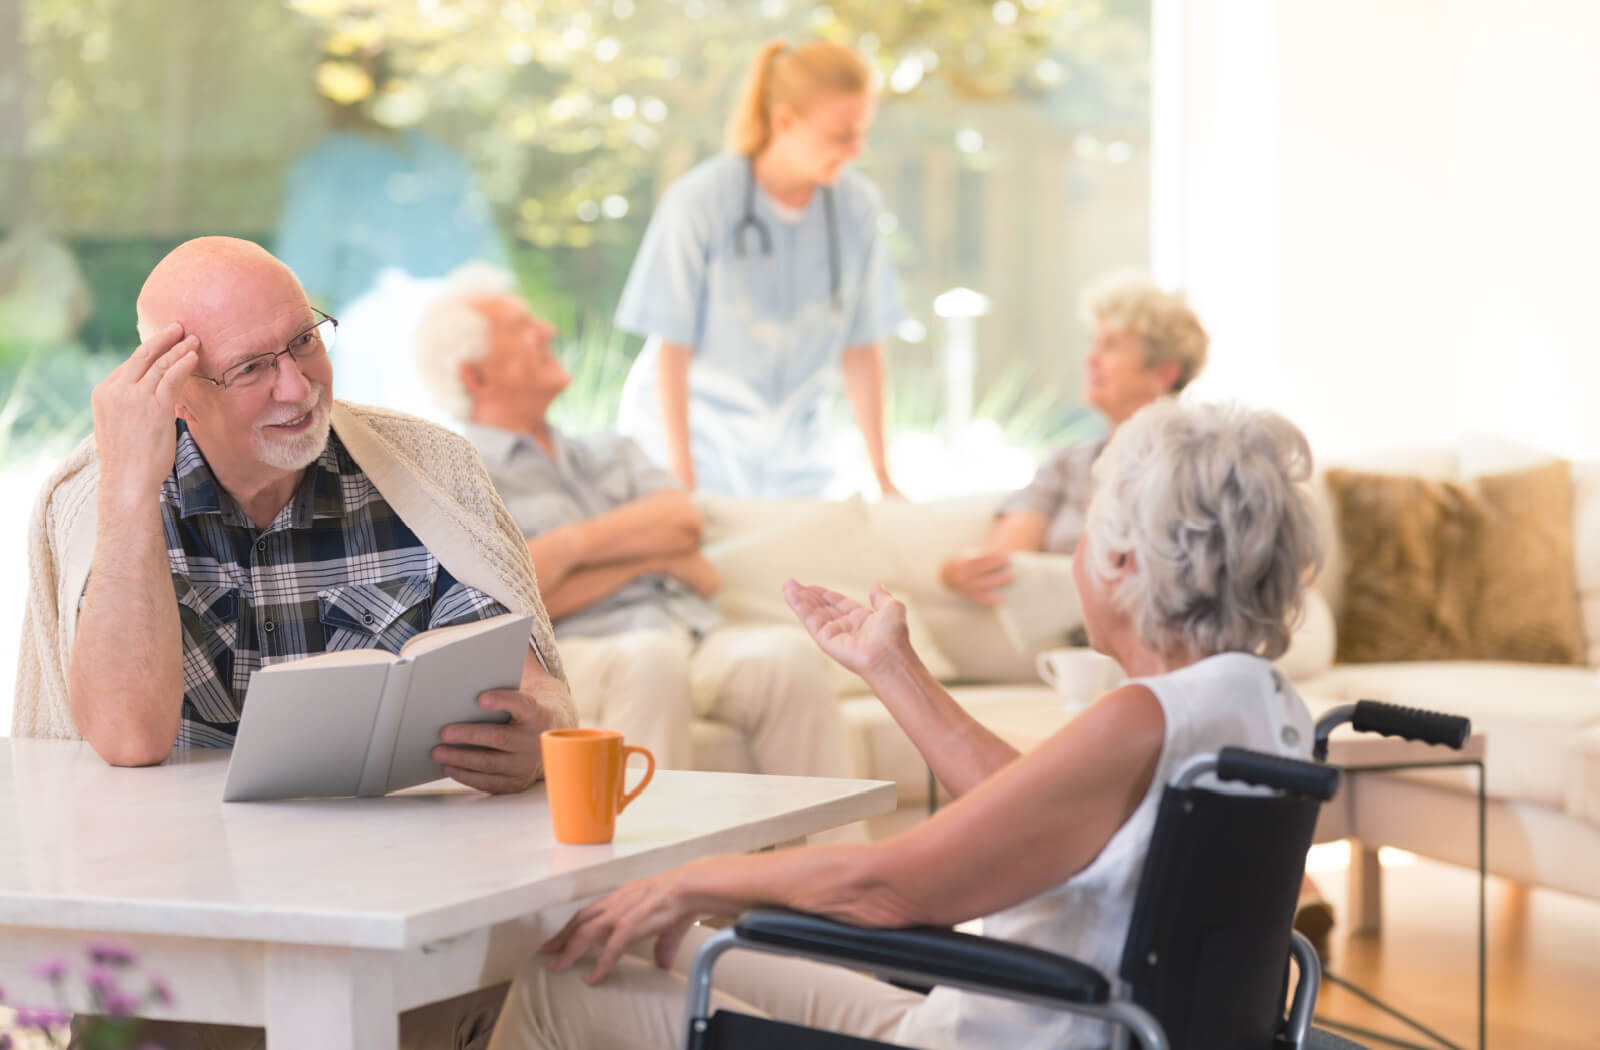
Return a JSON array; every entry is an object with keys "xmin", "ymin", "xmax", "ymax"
[
  {"xmin": 683, "ymin": 745, "xmax": 1341, "ymax": 1050},
  {"xmin": 681, "ymin": 700, "xmax": 1469, "ymax": 1050}
]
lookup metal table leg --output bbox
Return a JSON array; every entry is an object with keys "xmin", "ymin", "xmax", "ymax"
[{"xmin": 1314, "ymin": 757, "xmax": 1486, "ymax": 1050}]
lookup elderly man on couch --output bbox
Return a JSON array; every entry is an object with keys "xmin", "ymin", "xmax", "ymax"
[
  {"xmin": 414, "ymin": 265, "xmax": 850, "ymax": 779},
  {"xmin": 16, "ymin": 236, "xmax": 577, "ymax": 1049}
]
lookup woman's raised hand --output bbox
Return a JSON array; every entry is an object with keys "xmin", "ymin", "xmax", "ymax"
[{"xmin": 782, "ymin": 579, "xmax": 912, "ymax": 681}]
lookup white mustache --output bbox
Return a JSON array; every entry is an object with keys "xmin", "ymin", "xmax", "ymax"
[{"xmin": 260, "ymin": 385, "xmax": 324, "ymax": 428}]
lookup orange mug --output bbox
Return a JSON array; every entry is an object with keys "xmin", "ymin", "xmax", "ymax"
[{"xmin": 540, "ymin": 729, "xmax": 656, "ymax": 844}]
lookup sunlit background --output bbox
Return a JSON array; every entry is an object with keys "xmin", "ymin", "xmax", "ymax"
[
  {"xmin": 5, "ymin": 0, "xmax": 1600, "ymax": 720},
  {"xmin": 0, "ymin": 0, "xmax": 1150, "ymax": 465},
  {"xmin": 0, "ymin": 0, "xmax": 1154, "ymax": 719}
]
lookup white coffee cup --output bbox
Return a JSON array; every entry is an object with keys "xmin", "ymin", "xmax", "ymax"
[{"xmin": 1036, "ymin": 648, "xmax": 1125, "ymax": 711}]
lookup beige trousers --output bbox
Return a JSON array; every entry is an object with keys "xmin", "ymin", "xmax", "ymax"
[
  {"xmin": 557, "ymin": 624, "xmax": 853, "ymax": 778},
  {"xmin": 485, "ymin": 923, "xmax": 923, "ymax": 1050},
  {"xmin": 83, "ymin": 983, "xmax": 507, "ymax": 1050}
]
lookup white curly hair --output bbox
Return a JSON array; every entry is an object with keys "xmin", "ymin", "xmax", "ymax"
[
  {"xmin": 1083, "ymin": 400, "xmax": 1321, "ymax": 661},
  {"xmin": 413, "ymin": 262, "xmax": 519, "ymax": 421},
  {"xmin": 1080, "ymin": 269, "xmax": 1209, "ymax": 392}
]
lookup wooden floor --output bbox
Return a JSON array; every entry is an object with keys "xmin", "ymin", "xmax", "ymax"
[{"xmin": 1312, "ymin": 850, "xmax": 1600, "ymax": 1050}]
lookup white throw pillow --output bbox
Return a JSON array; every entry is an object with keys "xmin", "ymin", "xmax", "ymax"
[
  {"xmin": 701, "ymin": 495, "xmax": 956, "ymax": 695},
  {"xmin": 865, "ymin": 492, "xmax": 1007, "ymax": 608},
  {"xmin": 1275, "ymin": 589, "xmax": 1337, "ymax": 682}
]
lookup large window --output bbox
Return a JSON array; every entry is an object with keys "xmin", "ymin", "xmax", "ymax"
[
  {"xmin": 3, "ymin": 0, "xmax": 1149, "ymax": 455},
  {"xmin": 0, "ymin": 0, "xmax": 1150, "ymax": 709}
]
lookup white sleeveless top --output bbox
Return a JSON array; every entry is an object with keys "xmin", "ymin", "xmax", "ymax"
[{"xmin": 893, "ymin": 652, "xmax": 1313, "ymax": 1050}]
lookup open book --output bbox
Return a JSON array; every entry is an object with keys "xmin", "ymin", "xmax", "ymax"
[
  {"xmin": 222, "ymin": 612, "xmax": 533, "ymax": 802},
  {"xmin": 993, "ymin": 551, "xmax": 1084, "ymax": 654}
]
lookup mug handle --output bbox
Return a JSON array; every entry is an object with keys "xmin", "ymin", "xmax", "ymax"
[
  {"xmin": 1035, "ymin": 651, "xmax": 1061, "ymax": 689},
  {"xmin": 617, "ymin": 745, "xmax": 656, "ymax": 813}
]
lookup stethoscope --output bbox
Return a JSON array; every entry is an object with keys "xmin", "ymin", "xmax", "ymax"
[{"xmin": 733, "ymin": 157, "xmax": 841, "ymax": 311}]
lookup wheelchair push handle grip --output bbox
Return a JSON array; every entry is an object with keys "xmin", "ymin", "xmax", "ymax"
[
  {"xmin": 1351, "ymin": 700, "xmax": 1470, "ymax": 749},
  {"xmin": 1215, "ymin": 747, "xmax": 1340, "ymax": 801}
]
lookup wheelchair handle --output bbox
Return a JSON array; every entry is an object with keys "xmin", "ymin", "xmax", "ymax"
[
  {"xmin": 1313, "ymin": 700, "xmax": 1470, "ymax": 759},
  {"xmin": 1176, "ymin": 748, "xmax": 1340, "ymax": 801},
  {"xmin": 1352, "ymin": 700, "xmax": 1470, "ymax": 748}
]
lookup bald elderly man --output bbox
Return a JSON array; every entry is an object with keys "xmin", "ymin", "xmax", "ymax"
[{"xmin": 15, "ymin": 237, "xmax": 576, "ymax": 1049}]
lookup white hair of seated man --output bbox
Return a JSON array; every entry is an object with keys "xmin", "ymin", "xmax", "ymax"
[
  {"xmin": 413, "ymin": 262, "xmax": 519, "ymax": 421},
  {"xmin": 1084, "ymin": 399, "xmax": 1323, "ymax": 662}
]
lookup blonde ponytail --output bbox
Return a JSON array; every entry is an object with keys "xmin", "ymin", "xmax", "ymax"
[{"xmin": 726, "ymin": 39, "xmax": 872, "ymax": 157}]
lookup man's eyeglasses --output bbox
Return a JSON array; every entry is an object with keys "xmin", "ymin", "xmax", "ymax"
[{"xmin": 191, "ymin": 309, "xmax": 338, "ymax": 392}]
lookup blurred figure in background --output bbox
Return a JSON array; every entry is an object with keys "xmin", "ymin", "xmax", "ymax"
[
  {"xmin": 939, "ymin": 270, "xmax": 1208, "ymax": 606},
  {"xmin": 613, "ymin": 39, "xmax": 904, "ymax": 498},
  {"xmin": 416, "ymin": 265, "xmax": 853, "ymax": 779},
  {"xmin": 276, "ymin": 47, "xmax": 506, "ymax": 421}
]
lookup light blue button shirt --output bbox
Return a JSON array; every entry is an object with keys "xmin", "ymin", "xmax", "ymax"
[
  {"xmin": 464, "ymin": 423, "xmax": 723, "ymax": 641},
  {"xmin": 613, "ymin": 153, "xmax": 905, "ymax": 497}
]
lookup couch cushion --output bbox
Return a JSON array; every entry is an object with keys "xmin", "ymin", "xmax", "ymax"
[
  {"xmin": 698, "ymin": 494, "xmax": 957, "ymax": 694},
  {"xmin": 1296, "ymin": 662, "xmax": 1600, "ymax": 810},
  {"xmin": 1324, "ymin": 463, "xmax": 1585, "ymax": 665},
  {"xmin": 865, "ymin": 493, "xmax": 1006, "ymax": 606},
  {"xmin": 1572, "ymin": 722, "xmax": 1600, "ymax": 825},
  {"xmin": 1573, "ymin": 462, "xmax": 1600, "ymax": 666},
  {"xmin": 1312, "ymin": 444, "xmax": 1461, "ymax": 619},
  {"xmin": 689, "ymin": 718, "xmax": 753, "ymax": 774},
  {"xmin": 1277, "ymin": 589, "xmax": 1337, "ymax": 682}
]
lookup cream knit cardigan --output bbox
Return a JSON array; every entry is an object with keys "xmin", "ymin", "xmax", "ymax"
[{"xmin": 14, "ymin": 401, "xmax": 573, "ymax": 740}]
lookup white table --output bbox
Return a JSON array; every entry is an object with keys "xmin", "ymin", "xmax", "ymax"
[{"xmin": 0, "ymin": 739, "xmax": 894, "ymax": 1049}]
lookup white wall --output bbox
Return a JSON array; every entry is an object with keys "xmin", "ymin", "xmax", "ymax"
[{"xmin": 1180, "ymin": 0, "xmax": 1600, "ymax": 461}]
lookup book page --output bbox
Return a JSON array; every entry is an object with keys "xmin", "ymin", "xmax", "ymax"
[
  {"xmin": 254, "ymin": 647, "xmax": 395, "ymax": 674},
  {"xmin": 398, "ymin": 613, "xmax": 515, "ymax": 659},
  {"xmin": 384, "ymin": 612, "xmax": 531, "ymax": 793}
]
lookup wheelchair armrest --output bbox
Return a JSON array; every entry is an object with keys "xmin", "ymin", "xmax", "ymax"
[{"xmin": 733, "ymin": 909, "xmax": 1110, "ymax": 1005}]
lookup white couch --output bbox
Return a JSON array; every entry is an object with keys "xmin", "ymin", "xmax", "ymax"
[{"xmin": 687, "ymin": 438, "xmax": 1600, "ymax": 915}]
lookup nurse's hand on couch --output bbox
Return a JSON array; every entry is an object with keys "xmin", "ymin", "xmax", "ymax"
[{"xmin": 782, "ymin": 579, "xmax": 919, "ymax": 683}]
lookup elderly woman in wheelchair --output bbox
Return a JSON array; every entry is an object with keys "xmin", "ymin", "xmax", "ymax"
[{"xmin": 488, "ymin": 400, "xmax": 1327, "ymax": 1050}]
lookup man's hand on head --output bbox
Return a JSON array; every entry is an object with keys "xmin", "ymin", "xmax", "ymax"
[
  {"xmin": 92, "ymin": 323, "xmax": 200, "ymax": 508},
  {"xmin": 433, "ymin": 656, "xmax": 573, "ymax": 794}
]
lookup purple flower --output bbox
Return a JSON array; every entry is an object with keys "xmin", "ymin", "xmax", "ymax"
[
  {"xmin": 0, "ymin": 1032, "xmax": 12, "ymax": 1050},
  {"xmin": 14, "ymin": 1004, "xmax": 72, "ymax": 1029},
  {"xmin": 27, "ymin": 955, "xmax": 69, "ymax": 983},
  {"xmin": 104, "ymin": 989, "xmax": 139, "ymax": 1017},
  {"xmin": 149, "ymin": 975, "xmax": 175, "ymax": 1006},
  {"xmin": 87, "ymin": 963, "xmax": 120, "ymax": 996},
  {"xmin": 86, "ymin": 940, "xmax": 137, "ymax": 967}
]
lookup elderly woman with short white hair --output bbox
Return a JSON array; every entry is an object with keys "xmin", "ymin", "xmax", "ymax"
[
  {"xmin": 486, "ymin": 400, "xmax": 1323, "ymax": 1050},
  {"xmin": 940, "ymin": 269, "xmax": 1210, "ymax": 605}
]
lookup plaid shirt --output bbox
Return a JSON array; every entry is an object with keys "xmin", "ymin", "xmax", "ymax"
[{"xmin": 157, "ymin": 423, "xmax": 508, "ymax": 747}]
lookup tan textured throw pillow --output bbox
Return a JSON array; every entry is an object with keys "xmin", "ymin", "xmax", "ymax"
[{"xmin": 1327, "ymin": 462, "xmax": 1584, "ymax": 664}]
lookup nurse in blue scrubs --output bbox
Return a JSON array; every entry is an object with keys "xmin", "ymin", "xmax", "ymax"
[{"xmin": 614, "ymin": 39, "xmax": 905, "ymax": 498}]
